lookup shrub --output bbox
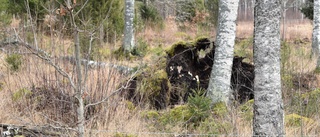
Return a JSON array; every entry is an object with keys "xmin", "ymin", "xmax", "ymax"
[
  {"xmin": 12, "ymin": 88, "xmax": 32, "ymax": 101},
  {"xmin": 5, "ymin": 54, "xmax": 22, "ymax": 72},
  {"xmin": 239, "ymin": 99, "xmax": 254, "ymax": 122},
  {"xmin": 132, "ymin": 38, "xmax": 149, "ymax": 57},
  {"xmin": 205, "ymin": 0, "xmax": 219, "ymax": 26},
  {"xmin": 175, "ymin": 0, "xmax": 205, "ymax": 22},
  {"xmin": 288, "ymin": 88, "xmax": 320, "ymax": 117},
  {"xmin": 139, "ymin": 4, "xmax": 162, "ymax": 23},
  {"xmin": 285, "ymin": 113, "xmax": 314, "ymax": 127},
  {"xmin": 187, "ymin": 88, "xmax": 211, "ymax": 125}
]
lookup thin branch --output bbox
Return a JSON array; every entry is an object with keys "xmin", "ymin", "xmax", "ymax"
[
  {"xmin": 74, "ymin": 0, "xmax": 90, "ymax": 17},
  {"xmin": 1, "ymin": 30, "xmax": 77, "ymax": 90},
  {"xmin": 84, "ymin": 68, "xmax": 140, "ymax": 109}
]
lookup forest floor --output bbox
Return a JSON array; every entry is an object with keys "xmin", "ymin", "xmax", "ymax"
[{"xmin": 0, "ymin": 18, "xmax": 319, "ymax": 136}]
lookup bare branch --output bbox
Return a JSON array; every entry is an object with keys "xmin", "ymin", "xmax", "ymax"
[
  {"xmin": 0, "ymin": 31, "xmax": 77, "ymax": 90},
  {"xmin": 74, "ymin": 0, "xmax": 90, "ymax": 17},
  {"xmin": 84, "ymin": 68, "xmax": 140, "ymax": 109}
]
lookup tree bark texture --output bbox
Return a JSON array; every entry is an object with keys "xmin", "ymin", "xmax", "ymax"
[
  {"xmin": 123, "ymin": 0, "xmax": 135, "ymax": 52},
  {"xmin": 313, "ymin": 0, "xmax": 320, "ymax": 67},
  {"xmin": 253, "ymin": 0, "xmax": 284, "ymax": 136},
  {"xmin": 207, "ymin": 0, "xmax": 239, "ymax": 105},
  {"xmin": 74, "ymin": 29, "xmax": 84, "ymax": 137}
]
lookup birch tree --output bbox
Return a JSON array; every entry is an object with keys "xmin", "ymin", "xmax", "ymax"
[
  {"xmin": 253, "ymin": 0, "xmax": 284, "ymax": 136},
  {"xmin": 207, "ymin": 0, "xmax": 239, "ymax": 105},
  {"xmin": 313, "ymin": 0, "xmax": 320, "ymax": 68},
  {"xmin": 123, "ymin": 0, "xmax": 135, "ymax": 53}
]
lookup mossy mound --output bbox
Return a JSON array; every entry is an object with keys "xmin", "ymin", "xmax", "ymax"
[
  {"xmin": 120, "ymin": 38, "xmax": 254, "ymax": 109},
  {"xmin": 120, "ymin": 56, "xmax": 171, "ymax": 109},
  {"xmin": 166, "ymin": 38, "xmax": 254, "ymax": 105},
  {"xmin": 285, "ymin": 113, "xmax": 314, "ymax": 127},
  {"xmin": 140, "ymin": 95, "xmax": 231, "ymax": 134}
]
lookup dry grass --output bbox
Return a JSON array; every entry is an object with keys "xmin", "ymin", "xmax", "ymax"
[
  {"xmin": 236, "ymin": 20, "xmax": 313, "ymax": 41},
  {"xmin": 0, "ymin": 17, "xmax": 319, "ymax": 137}
]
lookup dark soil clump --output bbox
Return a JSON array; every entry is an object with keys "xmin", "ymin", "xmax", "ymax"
[{"xmin": 121, "ymin": 38, "xmax": 255, "ymax": 109}]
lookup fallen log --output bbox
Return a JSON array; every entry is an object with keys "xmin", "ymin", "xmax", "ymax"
[{"xmin": 0, "ymin": 123, "xmax": 64, "ymax": 137}]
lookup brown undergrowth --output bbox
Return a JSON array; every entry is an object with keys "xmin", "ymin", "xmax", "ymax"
[{"xmin": 0, "ymin": 17, "xmax": 319, "ymax": 136}]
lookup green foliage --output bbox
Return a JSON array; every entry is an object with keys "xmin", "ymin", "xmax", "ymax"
[
  {"xmin": 113, "ymin": 38, "xmax": 149, "ymax": 59},
  {"xmin": 281, "ymin": 41, "xmax": 294, "ymax": 89},
  {"xmin": 197, "ymin": 117, "xmax": 231, "ymax": 135},
  {"xmin": 159, "ymin": 105, "xmax": 191, "ymax": 125},
  {"xmin": 137, "ymin": 69, "xmax": 168, "ymax": 94},
  {"xmin": 113, "ymin": 47, "xmax": 132, "ymax": 60},
  {"xmin": 175, "ymin": 0, "xmax": 206, "ymax": 22},
  {"xmin": 234, "ymin": 38, "xmax": 253, "ymax": 63},
  {"xmin": 5, "ymin": 54, "xmax": 22, "ymax": 72},
  {"xmin": 97, "ymin": 47, "xmax": 112, "ymax": 60},
  {"xmin": 205, "ymin": 0, "xmax": 219, "ymax": 26},
  {"xmin": 124, "ymin": 56, "xmax": 170, "ymax": 108},
  {"xmin": 301, "ymin": 0, "xmax": 313, "ymax": 20},
  {"xmin": 187, "ymin": 88, "xmax": 211, "ymax": 125},
  {"xmin": 79, "ymin": 33, "xmax": 100, "ymax": 60},
  {"xmin": 141, "ymin": 110, "xmax": 160, "ymax": 121},
  {"xmin": 126, "ymin": 101, "xmax": 136, "ymax": 111},
  {"xmin": 285, "ymin": 113, "xmax": 314, "ymax": 127},
  {"xmin": 158, "ymin": 88, "xmax": 211, "ymax": 127},
  {"xmin": 12, "ymin": 88, "xmax": 32, "ymax": 101},
  {"xmin": 212, "ymin": 102, "xmax": 228, "ymax": 117},
  {"xmin": 314, "ymin": 67, "xmax": 320, "ymax": 74},
  {"xmin": 0, "ymin": 82, "xmax": 3, "ymax": 91},
  {"xmin": 141, "ymin": 88, "xmax": 233, "ymax": 134},
  {"xmin": 139, "ymin": 4, "xmax": 162, "ymax": 23},
  {"xmin": 239, "ymin": 99, "xmax": 254, "ymax": 122},
  {"xmin": 149, "ymin": 46, "xmax": 165, "ymax": 56},
  {"xmin": 0, "ymin": 0, "xmax": 11, "ymax": 26},
  {"xmin": 289, "ymin": 88, "xmax": 320, "ymax": 117},
  {"xmin": 6, "ymin": 0, "xmax": 48, "ymax": 22},
  {"xmin": 132, "ymin": 38, "xmax": 149, "ymax": 57},
  {"xmin": 166, "ymin": 41, "xmax": 193, "ymax": 57},
  {"xmin": 78, "ymin": 0, "xmax": 124, "ymax": 42}
]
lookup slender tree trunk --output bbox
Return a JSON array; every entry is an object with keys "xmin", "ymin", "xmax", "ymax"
[
  {"xmin": 253, "ymin": 0, "xmax": 284, "ymax": 136},
  {"xmin": 74, "ymin": 29, "xmax": 84, "ymax": 137},
  {"xmin": 207, "ymin": 0, "xmax": 239, "ymax": 105},
  {"xmin": 313, "ymin": 0, "xmax": 320, "ymax": 68},
  {"xmin": 68, "ymin": 0, "xmax": 84, "ymax": 136},
  {"xmin": 123, "ymin": 0, "xmax": 135, "ymax": 53}
]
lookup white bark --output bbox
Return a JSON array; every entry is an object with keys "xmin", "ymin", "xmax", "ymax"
[
  {"xmin": 123, "ymin": 0, "xmax": 135, "ymax": 52},
  {"xmin": 313, "ymin": 0, "xmax": 320, "ymax": 67},
  {"xmin": 253, "ymin": 0, "xmax": 284, "ymax": 136},
  {"xmin": 207, "ymin": 0, "xmax": 239, "ymax": 105}
]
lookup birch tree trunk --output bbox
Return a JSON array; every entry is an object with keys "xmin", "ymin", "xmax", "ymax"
[
  {"xmin": 313, "ymin": 0, "xmax": 320, "ymax": 68},
  {"xmin": 123, "ymin": 0, "xmax": 135, "ymax": 53},
  {"xmin": 207, "ymin": 0, "xmax": 239, "ymax": 105},
  {"xmin": 253, "ymin": 0, "xmax": 284, "ymax": 136}
]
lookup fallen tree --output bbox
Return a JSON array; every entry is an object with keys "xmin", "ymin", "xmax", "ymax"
[{"xmin": 0, "ymin": 123, "xmax": 67, "ymax": 137}]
